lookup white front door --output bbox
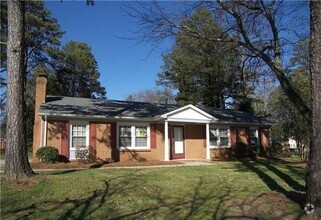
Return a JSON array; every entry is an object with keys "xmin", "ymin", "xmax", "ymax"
[{"xmin": 173, "ymin": 126, "xmax": 185, "ymax": 159}]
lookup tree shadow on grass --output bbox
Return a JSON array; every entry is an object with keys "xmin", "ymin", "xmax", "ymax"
[
  {"xmin": 2, "ymin": 166, "xmax": 305, "ymax": 220},
  {"xmin": 237, "ymin": 159, "xmax": 305, "ymax": 207},
  {"xmin": 3, "ymin": 170, "xmax": 141, "ymax": 220}
]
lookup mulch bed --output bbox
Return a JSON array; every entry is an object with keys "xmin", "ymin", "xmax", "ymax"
[{"xmin": 30, "ymin": 160, "xmax": 184, "ymax": 170}]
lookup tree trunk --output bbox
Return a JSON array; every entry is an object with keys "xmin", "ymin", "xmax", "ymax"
[
  {"xmin": 4, "ymin": 0, "xmax": 34, "ymax": 180},
  {"xmin": 306, "ymin": 0, "xmax": 321, "ymax": 216}
]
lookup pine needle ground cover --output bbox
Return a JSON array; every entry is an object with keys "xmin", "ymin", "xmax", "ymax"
[{"xmin": 1, "ymin": 159, "xmax": 306, "ymax": 219}]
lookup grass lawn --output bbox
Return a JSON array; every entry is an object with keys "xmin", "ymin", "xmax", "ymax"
[
  {"xmin": 0, "ymin": 150, "xmax": 5, "ymax": 160},
  {"xmin": 1, "ymin": 158, "xmax": 306, "ymax": 219}
]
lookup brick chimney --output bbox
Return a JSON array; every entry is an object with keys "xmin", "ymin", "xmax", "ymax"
[{"xmin": 32, "ymin": 73, "xmax": 48, "ymax": 160}]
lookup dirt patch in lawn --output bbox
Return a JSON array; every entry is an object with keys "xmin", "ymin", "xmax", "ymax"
[{"xmin": 31, "ymin": 160, "xmax": 183, "ymax": 170}]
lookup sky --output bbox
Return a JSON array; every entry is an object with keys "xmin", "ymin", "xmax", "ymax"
[{"xmin": 45, "ymin": 1, "xmax": 172, "ymax": 100}]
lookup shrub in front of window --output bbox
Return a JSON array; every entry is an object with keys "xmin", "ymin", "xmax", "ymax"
[
  {"xmin": 75, "ymin": 145, "xmax": 96, "ymax": 163},
  {"xmin": 36, "ymin": 146, "xmax": 59, "ymax": 163}
]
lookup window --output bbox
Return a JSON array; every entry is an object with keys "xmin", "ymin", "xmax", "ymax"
[
  {"xmin": 209, "ymin": 126, "xmax": 230, "ymax": 148},
  {"xmin": 118, "ymin": 124, "xmax": 150, "ymax": 149},
  {"xmin": 70, "ymin": 122, "xmax": 89, "ymax": 159},
  {"xmin": 249, "ymin": 128, "xmax": 258, "ymax": 145}
]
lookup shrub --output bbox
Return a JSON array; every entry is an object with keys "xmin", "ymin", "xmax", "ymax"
[
  {"xmin": 236, "ymin": 142, "xmax": 249, "ymax": 158},
  {"xmin": 75, "ymin": 145, "xmax": 96, "ymax": 163},
  {"xmin": 36, "ymin": 146, "xmax": 59, "ymax": 163},
  {"xmin": 271, "ymin": 142, "xmax": 283, "ymax": 156}
]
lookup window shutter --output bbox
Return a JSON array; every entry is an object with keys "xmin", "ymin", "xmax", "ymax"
[
  {"xmin": 61, "ymin": 122, "xmax": 69, "ymax": 157},
  {"xmin": 230, "ymin": 127, "xmax": 236, "ymax": 148},
  {"xmin": 110, "ymin": 122, "xmax": 117, "ymax": 149},
  {"xmin": 89, "ymin": 122, "xmax": 96, "ymax": 150},
  {"xmin": 150, "ymin": 124, "xmax": 157, "ymax": 149}
]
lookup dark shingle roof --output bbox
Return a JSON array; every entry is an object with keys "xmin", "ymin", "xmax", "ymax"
[
  {"xmin": 39, "ymin": 96, "xmax": 178, "ymax": 118},
  {"xmin": 198, "ymin": 106, "xmax": 273, "ymax": 125},
  {"xmin": 39, "ymin": 96, "xmax": 273, "ymax": 125}
]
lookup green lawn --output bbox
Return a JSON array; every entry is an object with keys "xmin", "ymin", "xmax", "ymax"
[
  {"xmin": 0, "ymin": 150, "xmax": 5, "ymax": 160},
  {"xmin": 1, "ymin": 158, "xmax": 306, "ymax": 219}
]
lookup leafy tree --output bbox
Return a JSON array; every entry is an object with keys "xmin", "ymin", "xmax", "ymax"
[
  {"xmin": 157, "ymin": 8, "xmax": 251, "ymax": 108},
  {"xmin": 1, "ymin": 0, "xmax": 64, "ymax": 79},
  {"xmin": 53, "ymin": 41, "xmax": 106, "ymax": 98},
  {"xmin": 1, "ymin": 0, "xmax": 65, "ymax": 152},
  {"xmin": 268, "ymin": 72, "xmax": 311, "ymax": 160},
  {"xmin": 4, "ymin": 0, "xmax": 34, "ymax": 180}
]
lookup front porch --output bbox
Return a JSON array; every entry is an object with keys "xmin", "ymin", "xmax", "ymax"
[{"xmin": 161, "ymin": 104, "xmax": 216, "ymax": 161}]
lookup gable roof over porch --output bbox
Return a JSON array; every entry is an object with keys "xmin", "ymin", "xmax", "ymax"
[{"xmin": 161, "ymin": 104, "xmax": 217, "ymax": 123}]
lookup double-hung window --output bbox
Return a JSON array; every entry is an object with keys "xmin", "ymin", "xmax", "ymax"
[
  {"xmin": 118, "ymin": 124, "xmax": 150, "ymax": 149},
  {"xmin": 209, "ymin": 126, "xmax": 230, "ymax": 148},
  {"xmin": 69, "ymin": 122, "xmax": 89, "ymax": 159}
]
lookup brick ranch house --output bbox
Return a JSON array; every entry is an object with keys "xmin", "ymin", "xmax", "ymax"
[{"xmin": 33, "ymin": 74, "xmax": 273, "ymax": 162}]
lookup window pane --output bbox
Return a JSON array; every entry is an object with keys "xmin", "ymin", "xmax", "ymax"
[
  {"xmin": 220, "ymin": 137, "xmax": 229, "ymax": 146},
  {"xmin": 135, "ymin": 126, "xmax": 147, "ymax": 137},
  {"xmin": 120, "ymin": 126, "xmax": 131, "ymax": 137},
  {"xmin": 219, "ymin": 129, "xmax": 228, "ymax": 137},
  {"xmin": 120, "ymin": 137, "xmax": 131, "ymax": 147},
  {"xmin": 250, "ymin": 129, "xmax": 257, "ymax": 138},
  {"xmin": 135, "ymin": 137, "xmax": 147, "ymax": 147},
  {"xmin": 210, "ymin": 128, "xmax": 218, "ymax": 146},
  {"xmin": 72, "ymin": 137, "xmax": 86, "ymax": 148},
  {"xmin": 72, "ymin": 125, "xmax": 86, "ymax": 136}
]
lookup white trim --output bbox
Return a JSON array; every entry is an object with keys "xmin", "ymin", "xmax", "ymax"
[
  {"xmin": 166, "ymin": 118, "xmax": 212, "ymax": 123},
  {"xmin": 164, "ymin": 120, "xmax": 169, "ymax": 161},
  {"xmin": 117, "ymin": 122, "xmax": 150, "ymax": 150},
  {"xmin": 161, "ymin": 104, "xmax": 217, "ymax": 122},
  {"xmin": 206, "ymin": 123, "xmax": 210, "ymax": 159},
  {"xmin": 69, "ymin": 121, "xmax": 89, "ymax": 159},
  {"xmin": 39, "ymin": 113, "xmax": 156, "ymax": 122}
]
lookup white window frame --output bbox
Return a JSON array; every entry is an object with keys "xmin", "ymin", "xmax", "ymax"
[
  {"xmin": 209, "ymin": 125, "xmax": 231, "ymax": 148},
  {"xmin": 69, "ymin": 121, "xmax": 89, "ymax": 159},
  {"xmin": 117, "ymin": 122, "xmax": 150, "ymax": 150}
]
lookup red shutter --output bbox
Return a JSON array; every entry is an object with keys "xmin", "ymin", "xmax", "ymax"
[
  {"xmin": 230, "ymin": 127, "xmax": 236, "ymax": 148},
  {"xmin": 61, "ymin": 122, "xmax": 69, "ymax": 157},
  {"xmin": 150, "ymin": 124, "xmax": 157, "ymax": 149},
  {"xmin": 110, "ymin": 122, "xmax": 117, "ymax": 149},
  {"xmin": 89, "ymin": 123, "xmax": 97, "ymax": 150},
  {"xmin": 203, "ymin": 125, "xmax": 206, "ymax": 148},
  {"xmin": 246, "ymin": 127, "xmax": 250, "ymax": 146}
]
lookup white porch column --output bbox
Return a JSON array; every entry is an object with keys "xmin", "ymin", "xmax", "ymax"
[
  {"xmin": 206, "ymin": 123, "xmax": 210, "ymax": 160},
  {"xmin": 40, "ymin": 118, "xmax": 43, "ymax": 147},
  {"xmin": 164, "ymin": 120, "xmax": 169, "ymax": 161},
  {"xmin": 44, "ymin": 115, "xmax": 48, "ymax": 146}
]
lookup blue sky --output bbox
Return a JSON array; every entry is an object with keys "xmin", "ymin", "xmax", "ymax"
[{"xmin": 45, "ymin": 1, "xmax": 171, "ymax": 100}]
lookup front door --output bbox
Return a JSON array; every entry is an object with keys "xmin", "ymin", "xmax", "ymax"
[{"xmin": 172, "ymin": 126, "xmax": 185, "ymax": 159}]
